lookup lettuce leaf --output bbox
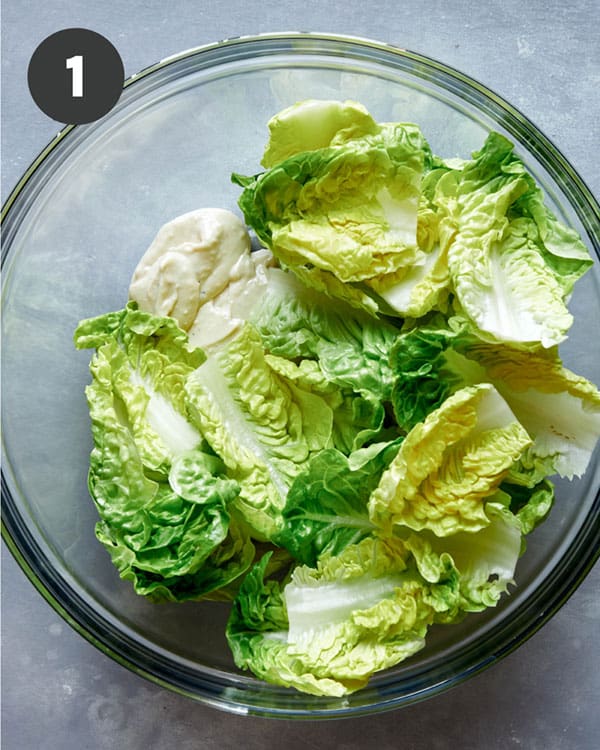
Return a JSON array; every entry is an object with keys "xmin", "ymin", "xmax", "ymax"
[
  {"xmin": 279, "ymin": 262, "xmax": 382, "ymax": 316},
  {"xmin": 249, "ymin": 267, "xmax": 400, "ymax": 403},
  {"xmin": 227, "ymin": 476, "xmax": 543, "ymax": 694},
  {"xmin": 434, "ymin": 132, "xmax": 592, "ymax": 348},
  {"xmin": 264, "ymin": 354, "xmax": 387, "ymax": 453},
  {"xmin": 369, "ymin": 384, "xmax": 532, "ymax": 536},
  {"xmin": 226, "ymin": 537, "xmax": 459, "ymax": 696},
  {"xmin": 74, "ymin": 305, "xmax": 254, "ymax": 601},
  {"xmin": 184, "ymin": 323, "xmax": 336, "ymax": 540},
  {"xmin": 404, "ymin": 502, "xmax": 521, "ymax": 613},
  {"xmin": 275, "ymin": 440, "xmax": 401, "ymax": 566},
  {"xmin": 260, "ymin": 99, "xmax": 379, "ymax": 168},
  {"xmin": 390, "ymin": 319, "xmax": 600, "ymax": 478},
  {"xmin": 363, "ymin": 176, "xmax": 455, "ymax": 317},
  {"xmin": 233, "ymin": 114, "xmax": 432, "ymax": 284},
  {"xmin": 75, "ymin": 303, "xmax": 206, "ymax": 473}
]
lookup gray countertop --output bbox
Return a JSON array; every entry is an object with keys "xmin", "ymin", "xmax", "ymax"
[{"xmin": 1, "ymin": 2, "xmax": 599, "ymax": 748}]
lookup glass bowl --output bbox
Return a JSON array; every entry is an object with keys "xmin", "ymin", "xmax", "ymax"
[{"xmin": 2, "ymin": 32, "xmax": 599, "ymax": 719}]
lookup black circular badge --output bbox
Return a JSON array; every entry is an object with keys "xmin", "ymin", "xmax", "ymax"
[{"xmin": 28, "ymin": 28, "xmax": 124, "ymax": 125}]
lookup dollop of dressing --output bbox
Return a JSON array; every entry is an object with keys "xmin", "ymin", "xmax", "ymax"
[{"xmin": 129, "ymin": 208, "xmax": 274, "ymax": 351}]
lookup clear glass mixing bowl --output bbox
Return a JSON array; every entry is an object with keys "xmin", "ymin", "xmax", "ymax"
[{"xmin": 2, "ymin": 32, "xmax": 599, "ymax": 719}]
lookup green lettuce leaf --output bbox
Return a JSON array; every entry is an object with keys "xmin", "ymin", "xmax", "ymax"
[
  {"xmin": 363, "ymin": 177, "xmax": 455, "ymax": 316},
  {"xmin": 284, "ymin": 262, "xmax": 382, "ymax": 315},
  {"xmin": 390, "ymin": 320, "xmax": 600, "ymax": 478},
  {"xmin": 95, "ymin": 502, "xmax": 255, "ymax": 603},
  {"xmin": 226, "ymin": 536, "xmax": 459, "ymax": 696},
  {"xmin": 75, "ymin": 303, "xmax": 206, "ymax": 473},
  {"xmin": 260, "ymin": 99, "xmax": 379, "ymax": 168},
  {"xmin": 74, "ymin": 306, "xmax": 254, "ymax": 601},
  {"xmin": 404, "ymin": 474, "xmax": 554, "ymax": 612},
  {"xmin": 227, "ymin": 503, "xmax": 533, "ymax": 694},
  {"xmin": 226, "ymin": 552, "xmax": 353, "ymax": 697},
  {"xmin": 264, "ymin": 354, "xmax": 387, "ymax": 453},
  {"xmin": 275, "ymin": 440, "xmax": 401, "ymax": 566},
  {"xmin": 184, "ymin": 323, "xmax": 336, "ymax": 540},
  {"xmin": 233, "ymin": 114, "xmax": 432, "ymax": 284},
  {"xmin": 369, "ymin": 384, "xmax": 532, "ymax": 536},
  {"xmin": 404, "ymin": 501, "xmax": 521, "ymax": 612},
  {"xmin": 249, "ymin": 267, "xmax": 401, "ymax": 403},
  {"xmin": 500, "ymin": 478, "xmax": 555, "ymax": 537},
  {"xmin": 434, "ymin": 132, "xmax": 592, "ymax": 348}
]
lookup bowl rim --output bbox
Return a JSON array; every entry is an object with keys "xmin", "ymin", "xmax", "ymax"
[{"xmin": 2, "ymin": 30, "xmax": 600, "ymax": 720}]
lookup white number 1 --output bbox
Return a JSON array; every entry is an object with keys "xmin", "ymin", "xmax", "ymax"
[{"xmin": 66, "ymin": 55, "xmax": 84, "ymax": 98}]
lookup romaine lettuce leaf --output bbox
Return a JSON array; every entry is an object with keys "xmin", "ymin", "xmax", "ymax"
[
  {"xmin": 260, "ymin": 99, "xmax": 379, "ymax": 168},
  {"xmin": 233, "ymin": 118, "xmax": 432, "ymax": 284},
  {"xmin": 390, "ymin": 320, "xmax": 600, "ymax": 478},
  {"xmin": 404, "ymin": 502, "xmax": 521, "ymax": 612},
  {"xmin": 280, "ymin": 262, "xmax": 382, "ymax": 316},
  {"xmin": 264, "ymin": 354, "xmax": 387, "ymax": 453},
  {"xmin": 74, "ymin": 306, "xmax": 254, "ymax": 601},
  {"xmin": 184, "ymin": 323, "xmax": 336, "ymax": 540},
  {"xmin": 276, "ymin": 440, "xmax": 401, "ymax": 566},
  {"xmin": 249, "ymin": 267, "xmax": 400, "ymax": 402},
  {"xmin": 226, "ymin": 553, "xmax": 354, "ymax": 697},
  {"xmin": 75, "ymin": 303, "xmax": 206, "ymax": 473},
  {"xmin": 365, "ymin": 241, "xmax": 450, "ymax": 318},
  {"xmin": 369, "ymin": 384, "xmax": 532, "ymax": 536},
  {"xmin": 226, "ymin": 537, "xmax": 459, "ymax": 696},
  {"xmin": 227, "ymin": 480, "xmax": 544, "ymax": 694},
  {"xmin": 94, "ymin": 501, "xmax": 242, "ymax": 602},
  {"xmin": 404, "ymin": 474, "xmax": 554, "ymax": 612},
  {"xmin": 505, "ymin": 479, "xmax": 555, "ymax": 538},
  {"xmin": 434, "ymin": 132, "xmax": 592, "ymax": 348},
  {"xmin": 363, "ymin": 183, "xmax": 455, "ymax": 317}
]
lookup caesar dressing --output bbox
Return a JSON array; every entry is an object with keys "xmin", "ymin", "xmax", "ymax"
[
  {"xmin": 186, "ymin": 247, "xmax": 274, "ymax": 351},
  {"xmin": 129, "ymin": 207, "xmax": 275, "ymax": 351}
]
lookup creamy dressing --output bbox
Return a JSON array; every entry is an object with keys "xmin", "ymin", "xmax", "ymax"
[
  {"xmin": 129, "ymin": 208, "xmax": 275, "ymax": 351},
  {"xmin": 186, "ymin": 248, "xmax": 274, "ymax": 351}
]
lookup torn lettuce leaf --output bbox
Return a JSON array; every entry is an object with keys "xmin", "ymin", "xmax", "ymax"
[
  {"xmin": 248, "ymin": 267, "xmax": 401, "ymax": 403},
  {"xmin": 264, "ymin": 354, "xmax": 387, "ymax": 454},
  {"xmin": 275, "ymin": 440, "xmax": 401, "ymax": 566},
  {"xmin": 404, "ymin": 501, "xmax": 521, "ymax": 613},
  {"xmin": 233, "ymin": 109, "xmax": 432, "ymax": 285},
  {"xmin": 74, "ymin": 303, "xmax": 206, "ymax": 473},
  {"xmin": 260, "ymin": 98, "xmax": 379, "ymax": 168},
  {"xmin": 362, "ymin": 179, "xmax": 455, "ymax": 317}
]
